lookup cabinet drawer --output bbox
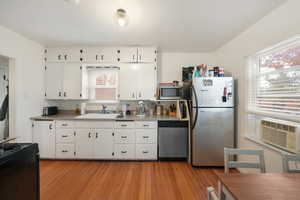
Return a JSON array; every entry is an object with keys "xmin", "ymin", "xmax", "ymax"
[
  {"xmin": 56, "ymin": 144, "xmax": 75, "ymax": 159},
  {"xmin": 56, "ymin": 129, "xmax": 75, "ymax": 143},
  {"xmin": 114, "ymin": 130, "xmax": 135, "ymax": 144},
  {"xmin": 75, "ymin": 121, "xmax": 114, "ymax": 129},
  {"xmin": 115, "ymin": 121, "xmax": 135, "ymax": 129},
  {"xmin": 135, "ymin": 129, "xmax": 157, "ymax": 144},
  {"xmin": 135, "ymin": 121, "xmax": 157, "ymax": 129},
  {"xmin": 136, "ymin": 144, "xmax": 157, "ymax": 160},
  {"xmin": 56, "ymin": 121, "xmax": 74, "ymax": 129},
  {"xmin": 114, "ymin": 144, "xmax": 135, "ymax": 159}
]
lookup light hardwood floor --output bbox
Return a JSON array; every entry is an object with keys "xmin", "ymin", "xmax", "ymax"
[{"xmin": 40, "ymin": 161, "xmax": 226, "ymax": 200}]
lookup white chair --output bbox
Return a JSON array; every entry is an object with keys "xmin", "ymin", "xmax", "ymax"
[
  {"xmin": 207, "ymin": 187, "xmax": 220, "ymax": 200},
  {"xmin": 224, "ymin": 148, "xmax": 266, "ymax": 173},
  {"xmin": 282, "ymin": 154, "xmax": 300, "ymax": 173}
]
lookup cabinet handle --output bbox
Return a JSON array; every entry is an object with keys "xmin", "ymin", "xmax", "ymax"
[
  {"xmin": 121, "ymin": 124, "xmax": 127, "ymax": 127},
  {"xmin": 64, "ymin": 92, "xmax": 67, "ymax": 97},
  {"xmin": 96, "ymin": 133, "xmax": 98, "ymax": 138},
  {"xmin": 132, "ymin": 93, "xmax": 135, "ymax": 98},
  {"xmin": 101, "ymin": 55, "xmax": 104, "ymax": 60},
  {"xmin": 64, "ymin": 55, "xmax": 67, "ymax": 60},
  {"xmin": 88, "ymin": 132, "xmax": 91, "ymax": 138},
  {"xmin": 62, "ymin": 135, "xmax": 68, "ymax": 138},
  {"xmin": 96, "ymin": 55, "xmax": 98, "ymax": 60},
  {"xmin": 143, "ymin": 124, "xmax": 149, "ymax": 127},
  {"xmin": 62, "ymin": 123, "xmax": 68, "ymax": 126},
  {"xmin": 139, "ymin": 92, "xmax": 141, "ymax": 98},
  {"xmin": 62, "ymin": 150, "xmax": 68, "ymax": 153},
  {"xmin": 143, "ymin": 136, "xmax": 149, "ymax": 139},
  {"xmin": 121, "ymin": 151, "xmax": 127, "ymax": 154},
  {"xmin": 139, "ymin": 55, "xmax": 141, "ymax": 61},
  {"xmin": 58, "ymin": 55, "xmax": 61, "ymax": 60},
  {"xmin": 142, "ymin": 151, "xmax": 149, "ymax": 154},
  {"xmin": 132, "ymin": 54, "xmax": 135, "ymax": 61},
  {"xmin": 58, "ymin": 92, "xmax": 62, "ymax": 97},
  {"xmin": 121, "ymin": 136, "xmax": 127, "ymax": 139},
  {"xmin": 49, "ymin": 124, "xmax": 53, "ymax": 130}
]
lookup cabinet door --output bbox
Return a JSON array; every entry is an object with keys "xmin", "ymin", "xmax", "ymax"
[
  {"xmin": 137, "ymin": 47, "xmax": 157, "ymax": 63},
  {"xmin": 45, "ymin": 63, "xmax": 63, "ymax": 99},
  {"xmin": 118, "ymin": 64, "xmax": 137, "ymax": 100},
  {"xmin": 101, "ymin": 47, "xmax": 118, "ymax": 63},
  {"xmin": 64, "ymin": 47, "xmax": 82, "ymax": 62},
  {"xmin": 32, "ymin": 121, "xmax": 55, "ymax": 158},
  {"xmin": 136, "ymin": 64, "xmax": 157, "ymax": 100},
  {"xmin": 63, "ymin": 63, "xmax": 83, "ymax": 99},
  {"xmin": 75, "ymin": 130, "xmax": 93, "ymax": 159},
  {"xmin": 45, "ymin": 48, "xmax": 64, "ymax": 62},
  {"xmin": 81, "ymin": 47, "xmax": 98, "ymax": 63},
  {"xmin": 117, "ymin": 47, "xmax": 138, "ymax": 63},
  {"xmin": 93, "ymin": 130, "xmax": 114, "ymax": 159}
]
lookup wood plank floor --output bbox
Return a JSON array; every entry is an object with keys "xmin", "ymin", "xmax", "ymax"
[{"xmin": 40, "ymin": 160, "xmax": 226, "ymax": 200}]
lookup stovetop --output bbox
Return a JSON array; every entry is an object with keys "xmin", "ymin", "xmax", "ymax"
[{"xmin": 0, "ymin": 143, "xmax": 34, "ymax": 158}]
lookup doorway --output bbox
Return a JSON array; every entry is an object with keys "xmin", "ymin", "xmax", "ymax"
[{"xmin": 0, "ymin": 55, "xmax": 9, "ymax": 141}]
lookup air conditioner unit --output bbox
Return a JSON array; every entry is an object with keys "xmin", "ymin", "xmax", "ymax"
[{"xmin": 261, "ymin": 119, "xmax": 300, "ymax": 153}]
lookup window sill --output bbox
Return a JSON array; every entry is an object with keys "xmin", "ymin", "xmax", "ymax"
[{"xmin": 244, "ymin": 136, "xmax": 294, "ymax": 155}]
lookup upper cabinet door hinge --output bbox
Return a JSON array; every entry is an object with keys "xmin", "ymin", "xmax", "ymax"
[
  {"xmin": 112, "ymin": 152, "xmax": 115, "ymax": 156},
  {"xmin": 45, "ymin": 93, "xmax": 47, "ymax": 97},
  {"xmin": 45, "ymin": 66, "xmax": 47, "ymax": 70},
  {"xmin": 80, "ymin": 93, "xmax": 82, "ymax": 97},
  {"xmin": 154, "ymin": 50, "xmax": 157, "ymax": 54}
]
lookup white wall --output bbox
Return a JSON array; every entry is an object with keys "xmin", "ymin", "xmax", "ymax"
[
  {"xmin": 159, "ymin": 52, "xmax": 217, "ymax": 83},
  {"xmin": 0, "ymin": 25, "xmax": 44, "ymax": 142},
  {"xmin": 215, "ymin": 0, "xmax": 300, "ymax": 172}
]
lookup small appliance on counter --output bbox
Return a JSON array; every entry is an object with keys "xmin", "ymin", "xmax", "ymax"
[
  {"xmin": 136, "ymin": 101, "xmax": 146, "ymax": 117},
  {"xmin": 42, "ymin": 106, "xmax": 58, "ymax": 116},
  {"xmin": 159, "ymin": 82, "xmax": 183, "ymax": 100}
]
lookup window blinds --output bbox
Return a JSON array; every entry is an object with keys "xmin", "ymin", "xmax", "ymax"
[{"xmin": 248, "ymin": 37, "xmax": 300, "ymax": 120}]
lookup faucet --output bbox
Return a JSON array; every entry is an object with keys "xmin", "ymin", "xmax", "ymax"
[{"xmin": 101, "ymin": 104, "xmax": 107, "ymax": 114}]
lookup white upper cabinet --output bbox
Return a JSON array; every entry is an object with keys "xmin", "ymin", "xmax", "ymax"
[
  {"xmin": 117, "ymin": 47, "xmax": 138, "ymax": 63},
  {"xmin": 63, "ymin": 63, "xmax": 83, "ymax": 99},
  {"xmin": 137, "ymin": 47, "xmax": 157, "ymax": 63},
  {"xmin": 136, "ymin": 64, "xmax": 157, "ymax": 100},
  {"xmin": 45, "ymin": 47, "xmax": 82, "ymax": 62},
  {"xmin": 45, "ymin": 63, "xmax": 87, "ymax": 100},
  {"xmin": 45, "ymin": 63, "xmax": 64, "ymax": 99},
  {"xmin": 82, "ymin": 47, "xmax": 118, "ymax": 63},
  {"xmin": 118, "ymin": 64, "xmax": 139, "ymax": 100},
  {"xmin": 119, "ymin": 63, "xmax": 157, "ymax": 100}
]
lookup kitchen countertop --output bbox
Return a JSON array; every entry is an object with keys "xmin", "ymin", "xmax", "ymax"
[{"xmin": 30, "ymin": 113, "xmax": 189, "ymax": 121}]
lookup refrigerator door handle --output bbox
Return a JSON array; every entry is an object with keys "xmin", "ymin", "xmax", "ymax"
[{"xmin": 192, "ymin": 85, "xmax": 198, "ymax": 130}]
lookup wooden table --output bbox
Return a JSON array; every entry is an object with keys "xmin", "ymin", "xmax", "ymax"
[{"xmin": 217, "ymin": 173, "xmax": 300, "ymax": 200}]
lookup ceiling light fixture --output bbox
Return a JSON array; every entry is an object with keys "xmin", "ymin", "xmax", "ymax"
[{"xmin": 116, "ymin": 8, "xmax": 128, "ymax": 27}]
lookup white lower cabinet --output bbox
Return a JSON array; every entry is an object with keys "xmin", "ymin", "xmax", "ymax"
[
  {"xmin": 56, "ymin": 144, "xmax": 75, "ymax": 159},
  {"xmin": 114, "ymin": 144, "xmax": 136, "ymax": 159},
  {"xmin": 93, "ymin": 129, "xmax": 114, "ymax": 159},
  {"xmin": 34, "ymin": 120, "xmax": 157, "ymax": 160},
  {"xmin": 136, "ymin": 144, "xmax": 157, "ymax": 160},
  {"xmin": 32, "ymin": 120, "xmax": 56, "ymax": 159},
  {"xmin": 75, "ymin": 129, "xmax": 94, "ymax": 159}
]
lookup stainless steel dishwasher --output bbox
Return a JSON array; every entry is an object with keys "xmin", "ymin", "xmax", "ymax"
[{"xmin": 158, "ymin": 121, "xmax": 188, "ymax": 160}]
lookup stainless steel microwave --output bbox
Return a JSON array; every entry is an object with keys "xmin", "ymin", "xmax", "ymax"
[{"xmin": 159, "ymin": 86, "xmax": 182, "ymax": 100}]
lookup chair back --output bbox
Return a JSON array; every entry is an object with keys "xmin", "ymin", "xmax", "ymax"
[
  {"xmin": 207, "ymin": 187, "xmax": 219, "ymax": 200},
  {"xmin": 282, "ymin": 154, "xmax": 300, "ymax": 173},
  {"xmin": 224, "ymin": 148, "xmax": 266, "ymax": 173}
]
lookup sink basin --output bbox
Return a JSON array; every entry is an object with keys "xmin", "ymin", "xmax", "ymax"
[{"xmin": 76, "ymin": 113, "xmax": 119, "ymax": 119}]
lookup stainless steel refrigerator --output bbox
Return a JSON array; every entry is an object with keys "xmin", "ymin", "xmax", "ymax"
[{"xmin": 191, "ymin": 77, "xmax": 235, "ymax": 166}]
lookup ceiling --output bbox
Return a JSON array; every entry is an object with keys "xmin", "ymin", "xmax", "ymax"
[{"xmin": 0, "ymin": 0, "xmax": 286, "ymax": 52}]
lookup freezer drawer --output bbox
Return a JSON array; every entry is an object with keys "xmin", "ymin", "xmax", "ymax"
[
  {"xmin": 158, "ymin": 121, "xmax": 188, "ymax": 159},
  {"xmin": 192, "ymin": 108, "xmax": 234, "ymax": 166}
]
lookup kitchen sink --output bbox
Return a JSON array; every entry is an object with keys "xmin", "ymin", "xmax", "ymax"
[{"xmin": 76, "ymin": 113, "xmax": 119, "ymax": 119}]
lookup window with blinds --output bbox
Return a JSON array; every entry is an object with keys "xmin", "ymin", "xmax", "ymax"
[
  {"xmin": 87, "ymin": 66, "xmax": 119, "ymax": 102},
  {"xmin": 248, "ymin": 37, "xmax": 300, "ymax": 120}
]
